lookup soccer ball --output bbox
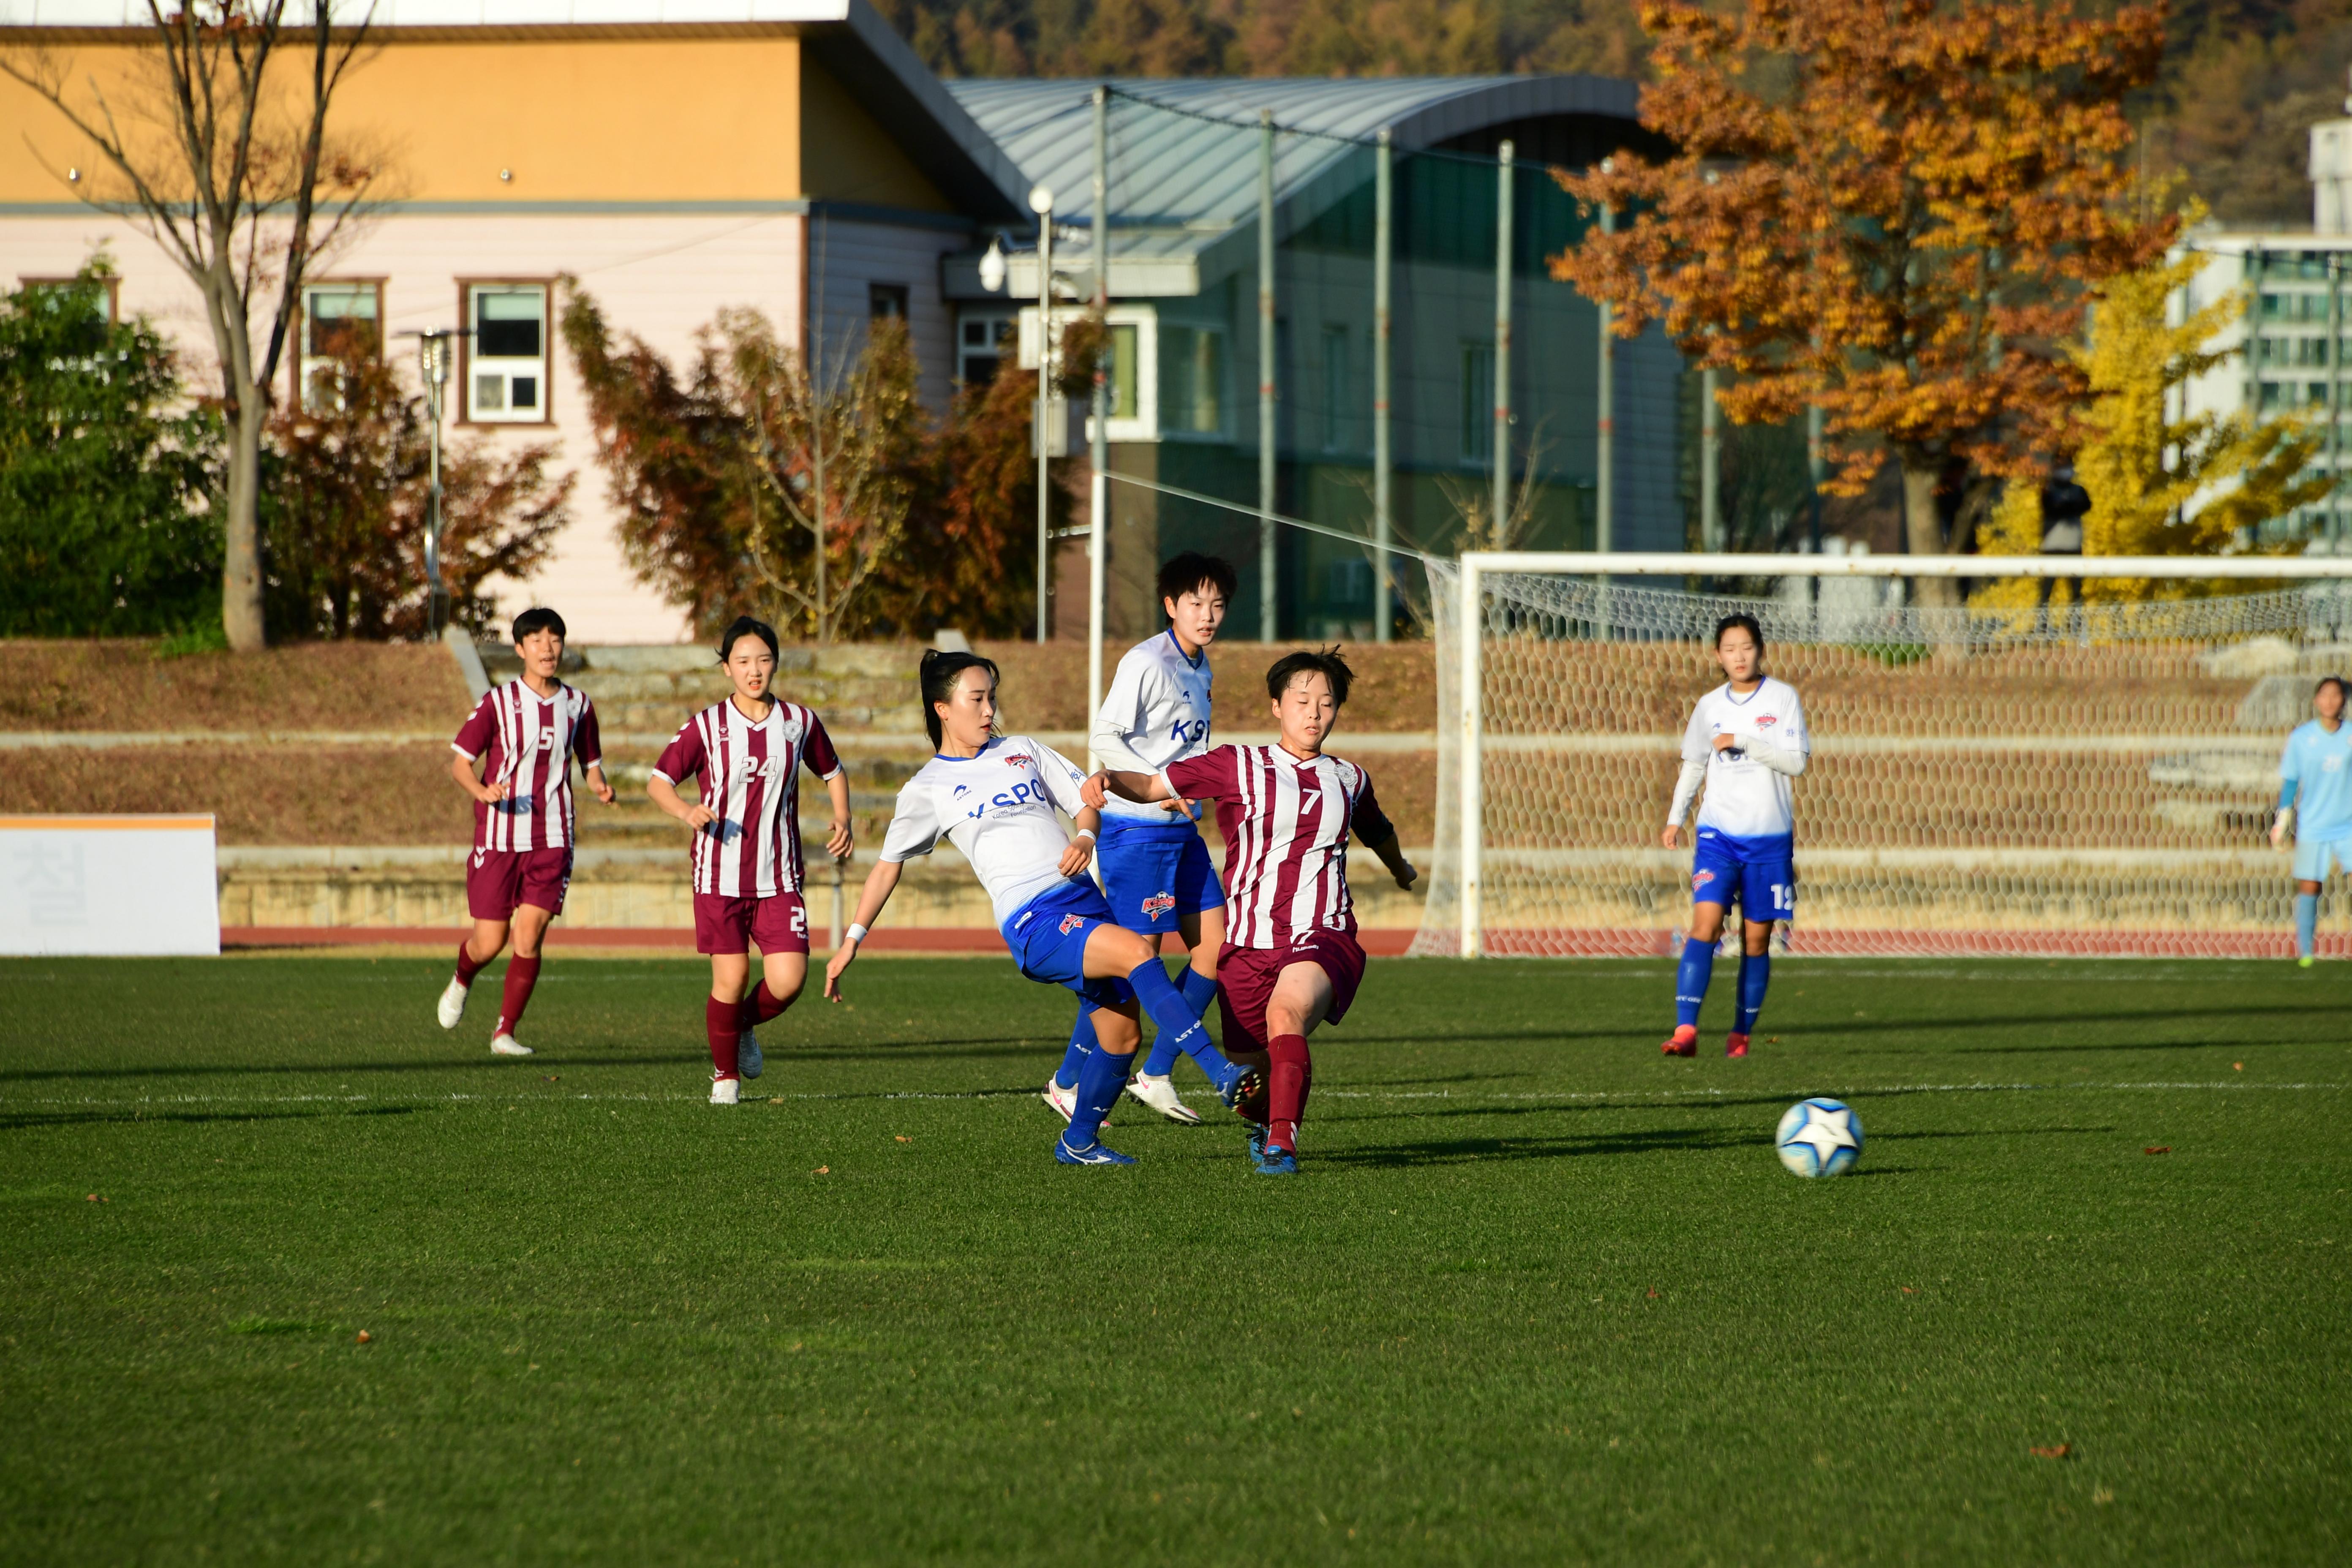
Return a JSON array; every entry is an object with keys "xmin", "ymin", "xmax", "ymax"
[{"xmin": 1775, "ymin": 1097, "xmax": 1863, "ymax": 1178}]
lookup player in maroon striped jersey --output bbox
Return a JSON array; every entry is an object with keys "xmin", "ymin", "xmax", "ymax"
[
  {"xmin": 438, "ymin": 607, "xmax": 615, "ymax": 1056},
  {"xmin": 648, "ymin": 616, "xmax": 853, "ymax": 1105},
  {"xmin": 1089, "ymin": 648, "xmax": 1416, "ymax": 1174}
]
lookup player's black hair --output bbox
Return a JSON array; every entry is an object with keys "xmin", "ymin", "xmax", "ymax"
[
  {"xmin": 511, "ymin": 606, "xmax": 566, "ymax": 644},
  {"xmin": 2317, "ymin": 675, "xmax": 2349, "ymax": 702},
  {"xmin": 1159, "ymin": 552, "xmax": 1238, "ymax": 608},
  {"xmin": 1715, "ymin": 612, "xmax": 1764, "ymax": 653},
  {"xmin": 716, "ymin": 615, "xmax": 779, "ymax": 665},
  {"xmin": 1266, "ymin": 646, "xmax": 1353, "ymax": 708},
  {"xmin": 919, "ymin": 648, "xmax": 1002, "ymax": 750}
]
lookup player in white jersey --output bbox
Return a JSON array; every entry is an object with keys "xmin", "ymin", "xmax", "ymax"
[
  {"xmin": 1046, "ymin": 553, "xmax": 1236, "ymax": 1127},
  {"xmin": 648, "ymin": 616, "xmax": 852, "ymax": 1105},
  {"xmin": 826, "ymin": 651, "xmax": 1260, "ymax": 1166},
  {"xmin": 436, "ymin": 607, "xmax": 614, "ymax": 1057},
  {"xmin": 1658, "ymin": 613, "xmax": 1809, "ymax": 1059}
]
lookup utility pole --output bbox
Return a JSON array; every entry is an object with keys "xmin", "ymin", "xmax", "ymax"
[
  {"xmin": 2330, "ymin": 253, "xmax": 2343, "ymax": 546},
  {"xmin": 1089, "ymin": 83, "xmax": 1111, "ymax": 760},
  {"xmin": 414, "ymin": 330, "xmax": 456, "ymax": 636},
  {"xmin": 1701, "ymin": 366, "xmax": 1720, "ymax": 552},
  {"xmin": 1373, "ymin": 127, "xmax": 1393, "ymax": 643},
  {"xmin": 1595, "ymin": 191, "xmax": 1615, "ymax": 555},
  {"xmin": 1259, "ymin": 108, "xmax": 1278, "ymax": 642},
  {"xmin": 1032, "ymin": 185, "xmax": 1055, "ymax": 642},
  {"xmin": 1492, "ymin": 139, "xmax": 1514, "ymax": 547}
]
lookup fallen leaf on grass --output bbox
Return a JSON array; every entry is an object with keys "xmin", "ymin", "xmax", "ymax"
[
  {"xmin": 2233, "ymin": 1063, "xmax": 2244, "ymax": 1072},
  {"xmin": 812, "ymin": 1166, "xmax": 830, "ymax": 1176},
  {"xmin": 895, "ymin": 1136, "xmax": 910, "ymax": 1143},
  {"xmin": 2144, "ymin": 1146, "xmax": 2171, "ymax": 1155},
  {"xmin": 2030, "ymin": 1443, "xmax": 2073, "ymax": 1459},
  {"xmin": 1767, "ymin": 1037, "xmax": 1780, "ymax": 1044},
  {"xmin": 356, "ymin": 1331, "xmax": 372, "ymax": 1345},
  {"xmin": 542, "ymin": 1075, "xmax": 559, "ymax": 1083},
  {"xmin": 1646, "ymin": 1289, "xmax": 1658, "ymax": 1299},
  {"xmin": 1900, "ymin": 1286, "xmax": 1915, "ymax": 1294},
  {"xmin": 85, "ymin": 1194, "xmax": 106, "ymax": 1203}
]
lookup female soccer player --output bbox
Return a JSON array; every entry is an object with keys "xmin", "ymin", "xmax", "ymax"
[
  {"xmin": 1091, "ymin": 648, "xmax": 1418, "ymax": 1176},
  {"xmin": 437, "ymin": 607, "xmax": 615, "ymax": 1056},
  {"xmin": 2269, "ymin": 675, "xmax": 2352, "ymax": 966},
  {"xmin": 648, "ymin": 616, "xmax": 853, "ymax": 1105},
  {"xmin": 1658, "ymin": 612, "xmax": 1809, "ymax": 1059},
  {"xmin": 825, "ymin": 650, "xmax": 1258, "ymax": 1165},
  {"xmin": 1045, "ymin": 552, "xmax": 1237, "ymax": 1127}
]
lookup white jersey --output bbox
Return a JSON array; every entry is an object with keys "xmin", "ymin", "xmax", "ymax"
[
  {"xmin": 879, "ymin": 735, "xmax": 1093, "ymax": 928},
  {"xmin": 1089, "ymin": 630, "xmax": 1215, "ymax": 822},
  {"xmin": 1682, "ymin": 676, "xmax": 1809, "ymax": 839}
]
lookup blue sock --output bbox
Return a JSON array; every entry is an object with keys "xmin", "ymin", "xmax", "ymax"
[
  {"xmin": 1675, "ymin": 937, "xmax": 1715, "ymax": 1028},
  {"xmin": 1735, "ymin": 952, "xmax": 1770, "ymax": 1035},
  {"xmin": 1054, "ymin": 1004, "xmax": 1094, "ymax": 1090},
  {"xmin": 1126, "ymin": 959, "xmax": 1238, "ymax": 1093},
  {"xmin": 1064, "ymin": 1036, "xmax": 1131, "ymax": 1149},
  {"xmin": 1144, "ymin": 966, "xmax": 1223, "ymax": 1076},
  {"xmin": 2296, "ymin": 892, "xmax": 2319, "ymax": 958}
]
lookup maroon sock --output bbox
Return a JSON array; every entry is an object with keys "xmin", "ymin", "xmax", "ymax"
[
  {"xmin": 735, "ymin": 981, "xmax": 793, "ymax": 1032},
  {"xmin": 1267, "ymin": 1032, "xmax": 1311, "ymax": 1151},
  {"xmin": 455, "ymin": 938, "xmax": 488, "ymax": 987},
  {"xmin": 705, "ymin": 996, "xmax": 740, "ymax": 1077},
  {"xmin": 495, "ymin": 955, "xmax": 541, "ymax": 1036}
]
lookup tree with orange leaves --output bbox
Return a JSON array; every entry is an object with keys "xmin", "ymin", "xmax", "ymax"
[{"xmin": 1550, "ymin": 0, "xmax": 2175, "ymax": 604}]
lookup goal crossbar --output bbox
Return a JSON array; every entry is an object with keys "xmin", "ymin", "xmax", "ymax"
[{"xmin": 1449, "ymin": 551, "xmax": 2352, "ymax": 959}]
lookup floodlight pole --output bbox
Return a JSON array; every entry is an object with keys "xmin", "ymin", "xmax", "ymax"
[
  {"xmin": 1492, "ymin": 139, "xmax": 1514, "ymax": 548},
  {"xmin": 1089, "ymin": 82, "xmax": 1111, "ymax": 765},
  {"xmin": 415, "ymin": 330, "xmax": 457, "ymax": 637},
  {"xmin": 1259, "ymin": 108, "xmax": 1278, "ymax": 643},
  {"xmin": 1373, "ymin": 126, "xmax": 1394, "ymax": 643},
  {"xmin": 1034, "ymin": 188, "xmax": 1055, "ymax": 644}
]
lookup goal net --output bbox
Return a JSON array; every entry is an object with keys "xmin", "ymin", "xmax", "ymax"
[{"xmin": 1408, "ymin": 555, "xmax": 2352, "ymax": 959}]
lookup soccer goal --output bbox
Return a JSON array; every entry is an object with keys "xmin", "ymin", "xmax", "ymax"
[{"xmin": 1408, "ymin": 551, "xmax": 2352, "ymax": 959}]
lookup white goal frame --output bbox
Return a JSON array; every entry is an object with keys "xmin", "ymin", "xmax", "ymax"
[{"xmin": 1452, "ymin": 550, "xmax": 2352, "ymax": 959}]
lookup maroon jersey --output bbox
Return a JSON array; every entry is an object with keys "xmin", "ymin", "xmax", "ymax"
[
  {"xmin": 1163, "ymin": 743, "xmax": 1392, "ymax": 950},
  {"xmin": 452, "ymin": 679, "xmax": 602, "ymax": 853},
  {"xmin": 652, "ymin": 698, "xmax": 843, "ymax": 898}
]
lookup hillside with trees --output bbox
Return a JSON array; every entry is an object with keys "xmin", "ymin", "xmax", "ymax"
[{"xmin": 878, "ymin": 0, "xmax": 2352, "ymax": 227}]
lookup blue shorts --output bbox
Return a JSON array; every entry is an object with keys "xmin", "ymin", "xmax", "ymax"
[
  {"xmin": 1002, "ymin": 879, "xmax": 1132, "ymax": 1008},
  {"xmin": 1096, "ymin": 816, "xmax": 1225, "ymax": 935},
  {"xmin": 1691, "ymin": 828, "xmax": 1796, "ymax": 921},
  {"xmin": 2294, "ymin": 836, "xmax": 2352, "ymax": 881}
]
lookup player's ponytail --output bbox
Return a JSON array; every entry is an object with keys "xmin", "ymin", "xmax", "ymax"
[{"xmin": 919, "ymin": 648, "xmax": 1001, "ymax": 750}]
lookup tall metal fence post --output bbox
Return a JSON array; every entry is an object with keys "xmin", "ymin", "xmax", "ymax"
[
  {"xmin": 1034, "ymin": 188, "xmax": 1054, "ymax": 643},
  {"xmin": 1374, "ymin": 127, "xmax": 1394, "ymax": 643},
  {"xmin": 1701, "ymin": 366, "xmax": 1720, "ymax": 553},
  {"xmin": 1088, "ymin": 83, "xmax": 1110, "ymax": 762},
  {"xmin": 1492, "ymin": 139, "xmax": 1514, "ymax": 547},
  {"xmin": 1259, "ymin": 109, "xmax": 1278, "ymax": 642}
]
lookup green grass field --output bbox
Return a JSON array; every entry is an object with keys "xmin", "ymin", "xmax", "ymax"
[{"xmin": 1, "ymin": 954, "xmax": 2346, "ymax": 1565}]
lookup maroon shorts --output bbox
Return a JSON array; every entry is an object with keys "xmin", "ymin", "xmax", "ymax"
[
  {"xmin": 694, "ymin": 891, "xmax": 811, "ymax": 956},
  {"xmin": 466, "ymin": 847, "xmax": 573, "ymax": 922},
  {"xmin": 1216, "ymin": 929, "xmax": 1367, "ymax": 1053}
]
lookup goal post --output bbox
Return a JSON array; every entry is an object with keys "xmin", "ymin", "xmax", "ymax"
[{"xmin": 1418, "ymin": 551, "xmax": 2352, "ymax": 960}]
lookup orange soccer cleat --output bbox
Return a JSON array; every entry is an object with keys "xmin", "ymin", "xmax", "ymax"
[
  {"xmin": 1724, "ymin": 1032, "xmax": 1750, "ymax": 1059},
  {"xmin": 1660, "ymin": 1025, "xmax": 1699, "ymax": 1057}
]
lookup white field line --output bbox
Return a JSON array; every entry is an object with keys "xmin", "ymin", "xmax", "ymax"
[{"xmin": 9, "ymin": 1081, "xmax": 2341, "ymax": 1110}]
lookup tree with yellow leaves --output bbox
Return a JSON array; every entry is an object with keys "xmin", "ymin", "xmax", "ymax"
[{"xmin": 1975, "ymin": 243, "xmax": 2334, "ymax": 607}]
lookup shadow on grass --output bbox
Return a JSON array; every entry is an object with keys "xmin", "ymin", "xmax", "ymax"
[
  {"xmin": 0, "ymin": 1107, "xmax": 329, "ymax": 1133},
  {"xmin": 1318, "ymin": 1124, "xmax": 1755, "ymax": 1168}
]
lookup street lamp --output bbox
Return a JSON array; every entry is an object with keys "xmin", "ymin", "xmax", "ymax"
[
  {"xmin": 404, "ymin": 328, "xmax": 466, "ymax": 637},
  {"xmin": 979, "ymin": 191, "xmax": 1087, "ymax": 645}
]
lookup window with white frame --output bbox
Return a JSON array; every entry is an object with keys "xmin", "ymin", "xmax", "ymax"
[
  {"xmin": 297, "ymin": 281, "xmax": 381, "ymax": 412},
  {"xmin": 466, "ymin": 283, "xmax": 549, "ymax": 423},
  {"xmin": 958, "ymin": 310, "xmax": 1015, "ymax": 384}
]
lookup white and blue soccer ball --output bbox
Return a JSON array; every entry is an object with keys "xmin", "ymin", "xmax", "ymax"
[{"xmin": 1775, "ymin": 1097, "xmax": 1863, "ymax": 1178}]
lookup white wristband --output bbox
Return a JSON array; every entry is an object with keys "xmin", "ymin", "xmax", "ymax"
[
  {"xmin": 845, "ymin": 923, "xmax": 869, "ymax": 944},
  {"xmin": 1074, "ymin": 828, "xmax": 1096, "ymax": 842}
]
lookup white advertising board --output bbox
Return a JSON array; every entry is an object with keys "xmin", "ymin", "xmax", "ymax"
[{"xmin": 0, "ymin": 815, "xmax": 221, "ymax": 956}]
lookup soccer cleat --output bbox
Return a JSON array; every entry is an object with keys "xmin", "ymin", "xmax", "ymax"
[
  {"xmin": 1255, "ymin": 1143, "xmax": 1300, "ymax": 1176},
  {"xmin": 1218, "ymin": 1064, "xmax": 1266, "ymax": 1115},
  {"xmin": 738, "ymin": 1029, "xmax": 764, "ymax": 1080},
  {"xmin": 436, "ymin": 977, "xmax": 469, "ymax": 1030},
  {"xmin": 1725, "ymin": 1032, "xmax": 1750, "ymax": 1059},
  {"xmin": 1660, "ymin": 1026, "xmax": 1698, "ymax": 1058},
  {"xmin": 1054, "ymin": 1134, "xmax": 1136, "ymax": 1167},
  {"xmin": 1041, "ymin": 1074, "xmax": 1078, "ymax": 1123},
  {"xmin": 1125, "ymin": 1071, "xmax": 1202, "ymax": 1125},
  {"xmin": 490, "ymin": 1033, "xmax": 532, "ymax": 1056},
  {"xmin": 710, "ymin": 1074, "xmax": 740, "ymax": 1106},
  {"xmin": 1246, "ymin": 1123, "xmax": 1268, "ymax": 1168}
]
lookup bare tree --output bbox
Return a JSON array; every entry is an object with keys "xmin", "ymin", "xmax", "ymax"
[{"xmin": 3, "ymin": 1, "xmax": 384, "ymax": 650}]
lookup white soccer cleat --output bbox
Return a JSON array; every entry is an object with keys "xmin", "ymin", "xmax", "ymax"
[
  {"xmin": 489, "ymin": 1034, "xmax": 532, "ymax": 1056},
  {"xmin": 1124, "ymin": 1071, "xmax": 1201, "ymax": 1125},
  {"xmin": 710, "ymin": 1074, "xmax": 740, "ymax": 1106},
  {"xmin": 1042, "ymin": 1074, "xmax": 1078, "ymax": 1123},
  {"xmin": 436, "ymin": 977, "xmax": 469, "ymax": 1030},
  {"xmin": 738, "ymin": 1029, "xmax": 763, "ymax": 1080}
]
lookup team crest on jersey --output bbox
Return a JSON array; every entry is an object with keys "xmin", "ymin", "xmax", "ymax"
[
  {"xmin": 1141, "ymin": 892, "xmax": 1176, "ymax": 919},
  {"xmin": 1754, "ymin": 715, "xmax": 1778, "ymax": 729},
  {"xmin": 1006, "ymin": 753, "xmax": 1034, "ymax": 770},
  {"xmin": 1692, "ymin": 868, "xmax": 1717, "ymax": 891},
  {"xmin": 1058, "ymin": 912, "xmax": 1087, "ymax": 935}
]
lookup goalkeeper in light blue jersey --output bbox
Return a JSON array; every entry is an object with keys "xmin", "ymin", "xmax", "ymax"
[{"xmin": 2271, "ymin": 675, "xmax": 2352, "ymax": 965}]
